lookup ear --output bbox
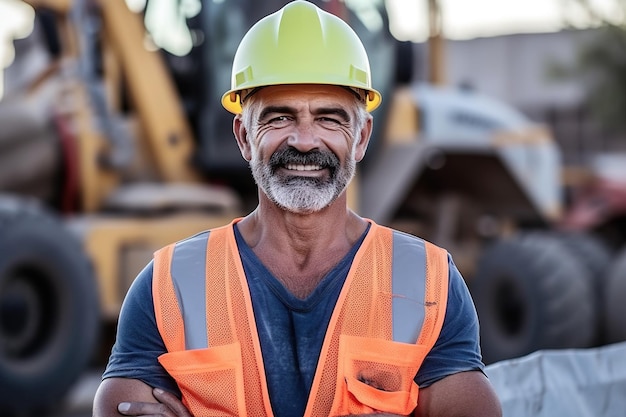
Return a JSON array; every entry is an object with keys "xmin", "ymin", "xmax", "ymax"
[
  {"xmin": 233, "ymin": 115, "xmax": 252, "ymax": 161},
  {"xmin": 354, "ymin": 114, "xmax": 373, "ymax": 162}
]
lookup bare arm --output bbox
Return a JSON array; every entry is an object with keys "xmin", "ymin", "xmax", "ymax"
[
  {"xmin": 93, "ymin": 378, "xmax": 161, "ymax": 417},
  {"xmin": 414, "ymin": 371, "xmax": 502, "ymax": 417},
  {"xmin": 105, "ymin": 373, "xmax": 501, "ymax": 417},
  {"xmin": 94, "ymin": 380, "xmax": 193, "ymax": 417}
]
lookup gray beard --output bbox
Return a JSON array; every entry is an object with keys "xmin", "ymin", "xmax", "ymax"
[{"xmin": 250, "ymin": 147, "xmax": 356, "ymax": 214}]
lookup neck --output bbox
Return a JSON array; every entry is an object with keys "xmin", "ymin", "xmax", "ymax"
[
  {"xmin": 236, "ymin": 192, "xmax": 368, "ymax": 298},
  {"xmin": 239, "ymin": 192, "xmax": 364, "ymax": 248}
]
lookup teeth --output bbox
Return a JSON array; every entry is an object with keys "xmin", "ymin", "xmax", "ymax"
[{"xmin": 286, "ymin": 164, "xmax": 322, "ymax": 171}]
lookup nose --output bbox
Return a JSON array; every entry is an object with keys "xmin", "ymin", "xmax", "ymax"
[{"xmin": 287, "ymin": 120, "xmax": 320, "ymax": 152}]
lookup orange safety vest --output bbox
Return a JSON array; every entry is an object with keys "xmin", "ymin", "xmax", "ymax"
[{"xmin": 152, "ymin": 219, "xmax": 449, "ymax": 417}]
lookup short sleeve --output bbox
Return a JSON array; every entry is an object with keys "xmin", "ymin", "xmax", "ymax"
[
  {"xmin": 415, "ymin": 255, "xmax": 484, "ymax": 387},
  {"xmin": 101, "ymin": 261, "xmax": 181, "ymax": 397}
]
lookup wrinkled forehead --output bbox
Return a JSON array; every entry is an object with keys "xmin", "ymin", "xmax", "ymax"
[{"xmin": 243, "ymin": 84, "xmax": 362, "ymax": 112}]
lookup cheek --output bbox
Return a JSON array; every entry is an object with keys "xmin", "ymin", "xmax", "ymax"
[
  {"xmin": 248, "ymin": 138, "xmax": 275, "ymax": 164},
  {"xmin": 329, "ymin": 131, "xmax": 357, "ymax": 158},
  {"xmin": 254, "ymin": 130, "xmax": 287, "ymax": 155}
]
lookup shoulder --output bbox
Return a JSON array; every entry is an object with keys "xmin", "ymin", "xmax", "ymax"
[
  {"xmin": 156, "ymin": 221, "xmax": 239, "ymax": 255},
  {"xmin": 120, "ymin": 261, "xmax": 156, "ymax": 317},
  {"xmin": 382, "ymin": 224, "xmax": 447, "ymax": 252},
  {"xmin": 152, "ymin": 229, "xmax": 219, "ymax": 266},
  {"xmin": 375, "ymin": 225, "xmax": 428, "ymax": 249},
  {"xmin": 384, "ymin": 227, "xmax": 451, "ymax": 271},
  {"xmin": 446, "ymin": 256, "xmax": 476, "ymax": 310},
  {"xmin": 160, "ymin": 230, "xmax": 211, "ymax": 252}
]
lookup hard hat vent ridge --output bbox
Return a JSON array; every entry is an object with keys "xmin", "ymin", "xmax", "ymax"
[{"xmin": 275, "ymin": 3, "xmax": 326, "ymax": 67}]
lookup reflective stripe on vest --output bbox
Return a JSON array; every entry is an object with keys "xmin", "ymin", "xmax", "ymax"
[{"xmin": 153, "ymin": 219, "xmax": 449, "ymax": 417}]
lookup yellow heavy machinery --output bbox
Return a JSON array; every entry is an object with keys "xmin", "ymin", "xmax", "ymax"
[
  {"xmin": 0, "ymin": 1, "xmax": 399, "ymax": 413},
  {"xmin": 1, "ymin": 0, "xmax": 621, "ymax": 415}
]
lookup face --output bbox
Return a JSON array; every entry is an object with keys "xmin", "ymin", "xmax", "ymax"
[{"xmin": 235, "ymin": 84, "xmax": 371, "ymax": 214}]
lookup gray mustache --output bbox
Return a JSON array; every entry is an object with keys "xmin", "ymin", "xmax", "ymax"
[{"xmin": 269, "ymin": 147, "xmax": 339, "ymax": 170}]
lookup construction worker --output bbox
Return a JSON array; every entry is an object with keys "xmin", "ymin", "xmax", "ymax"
[{"xmin": 93, "ymin": 1, "xmax": 502, "ymax": 416}]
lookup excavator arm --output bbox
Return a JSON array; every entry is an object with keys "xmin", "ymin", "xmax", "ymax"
[{"xmin": 21, "ymin": 0, "xmax": 202, "ymax": 212}]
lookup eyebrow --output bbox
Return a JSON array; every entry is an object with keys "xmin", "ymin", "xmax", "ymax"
[
  {"xmin": 258, "ymin": 106, "xmax": 296, "ymax": 121},
  {"xmin": 258, "ymin": 105, "xmax": 351, "ymax": 123},
  {"xmin": 313, "ymin": 107, "xmax": 351, "ymax": 122}
]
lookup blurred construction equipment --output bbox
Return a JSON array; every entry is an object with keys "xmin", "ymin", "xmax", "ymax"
[{"xmin": 1, "ymin": 0, "xmax": 625, "ymax": 415}]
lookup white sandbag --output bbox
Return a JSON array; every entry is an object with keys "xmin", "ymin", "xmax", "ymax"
[{"xmin": 485, "ymin": 341, "xmax": 626, "ymax": 417}]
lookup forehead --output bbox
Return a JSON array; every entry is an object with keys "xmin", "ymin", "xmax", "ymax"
[{"xmin": 251, "ymin": 84, "xmax": 356, "ymax": 109}]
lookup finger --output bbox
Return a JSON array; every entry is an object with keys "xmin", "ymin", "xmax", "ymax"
[
  {"xmin": 152, "ymin": 388, "xmax": 194, "ymax": 417},
  {"xmin": 118, "ymin": 400, "xmax": 174, "ymax": 417}
]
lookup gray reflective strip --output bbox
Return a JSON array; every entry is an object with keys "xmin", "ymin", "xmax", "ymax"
[
  {"xmin": 391, "ymin": 231, "xmax": 426, "ymax": 344},
  {"xmin": 171, "ymin": 232, "xmax": 209, "ymax": 350}
]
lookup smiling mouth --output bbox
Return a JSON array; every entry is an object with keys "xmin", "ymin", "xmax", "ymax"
[
  {"xmin": 270, "ymin": 147, "xmax": 337, "ymax": 176},
  {"xmin": 285, "ymin": 163, "xmax": 323, "ymax": 171}
]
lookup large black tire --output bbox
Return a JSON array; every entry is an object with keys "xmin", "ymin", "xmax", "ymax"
[
  {"xmin": 551, "ymin": 231, "xmax": 613, "ymax": 344},
  {"xmin": 605, "ymin": 247, "xmax": 626, "ymax": 344},
  {"xmin": 553, "ymin": 231, "xmax": 613, "ymax": 291},
  {"xmin": 471, "ymin": 233, "xmax": 597, "ymax": 364},
  {"xmin": 0, "ymin": 196, "xmax": 100, "ymax": 416}
]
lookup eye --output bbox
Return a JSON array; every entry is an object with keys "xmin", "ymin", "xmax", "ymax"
[
  {"xmin": 265, "ymin": 115, "xmax": 292, "ymax": 127},
  {"xmin": 317, "ymin": 116, "xmax": 343, "ymax": 127}
]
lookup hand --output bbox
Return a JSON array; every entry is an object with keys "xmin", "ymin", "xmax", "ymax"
[{"xmin": 117, "ymin": 388, "xmax": 193, "ymax": 417}]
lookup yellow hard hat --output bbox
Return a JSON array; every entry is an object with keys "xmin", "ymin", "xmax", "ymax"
[{"xmin": 221, "ymin": 0, "xmax": 382, "ymax": 114}]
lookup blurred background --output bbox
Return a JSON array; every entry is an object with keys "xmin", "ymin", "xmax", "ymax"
[{"xmin": 0, "ymin": 0, "xmax": 625, "ymax": 416}]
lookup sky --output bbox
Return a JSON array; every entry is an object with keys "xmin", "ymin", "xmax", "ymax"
[
  {"xmin": 386, "ymin": 0, "xmax": 624, "ymax": 41},
  {"xmin": 0, "ymin": 0, "xmax": 623, "ymax": 98}
]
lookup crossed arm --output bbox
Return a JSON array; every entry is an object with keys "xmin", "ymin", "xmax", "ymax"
[{"xmin": 93, "ymin": 370, "xmax": 501, "ymax": 417}]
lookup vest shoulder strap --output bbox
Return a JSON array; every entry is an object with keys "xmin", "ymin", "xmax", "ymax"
[{"xmin": 153, "ymin": 242, "xmax": 185, "ymax": 352}]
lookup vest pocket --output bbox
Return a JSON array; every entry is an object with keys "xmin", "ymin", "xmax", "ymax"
[
  {"xmin": 334, "ymin": 335, "xmax": 428, "ymax": 416},
  {"xmin": 158, "ymin": 343, "xmax": 245, "ymax": 417}
]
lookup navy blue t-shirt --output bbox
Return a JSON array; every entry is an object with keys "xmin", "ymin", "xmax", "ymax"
[{"xmin": 103, "ymin": 225, "xmax": 484, "ymax": 416}]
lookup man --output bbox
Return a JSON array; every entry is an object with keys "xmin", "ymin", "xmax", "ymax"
[{"xmin": 93, "ymin": 1, "xmax": 502, "ymax": 416}]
